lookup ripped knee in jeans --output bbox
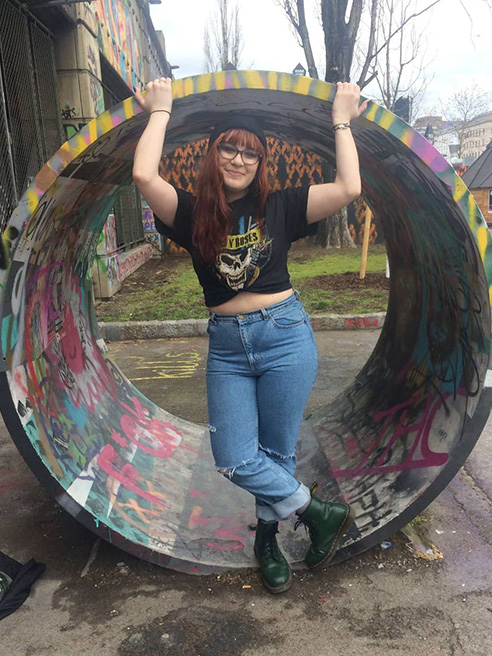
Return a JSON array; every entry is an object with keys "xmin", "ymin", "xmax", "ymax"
[
  {"xmin": 216, "ymin": 457, "xmax": 256, "ymax": 481},
  {"xmin": 217, "ymin": 466, "xmax": 236, "ymax": 480},
  {"xmin": 259, "ymin": 444, "xmax": 295, "ymax": 461}
]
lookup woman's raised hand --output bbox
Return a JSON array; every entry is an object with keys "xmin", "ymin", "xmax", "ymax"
[
  {"xmin": 135, "ymin": 77, "xmax": 173, "ymax": 114},
  {"xmin": 332, "ymin": 82, "xmax": 370, "ymax": 125}
]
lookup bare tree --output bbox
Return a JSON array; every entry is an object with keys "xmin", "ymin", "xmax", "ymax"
[
  {"xmin": 441, "ymin": 84, "xmax": 492, "ymax": 158},
  {"xmin": 204, "ymin": 0, "xmax": 243, "ymax": 72},
  {"xmin": 369, "ymin": 0, "xmax": 433, "ymax": 121},
  {"xmin": 275, "ymin": 0, "xmax": 490, "ymax": 247}
]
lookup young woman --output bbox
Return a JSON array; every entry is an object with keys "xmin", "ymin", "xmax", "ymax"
[{"xmin": 133, "ymin": 77, "xmax": 369, "ymax": 594}]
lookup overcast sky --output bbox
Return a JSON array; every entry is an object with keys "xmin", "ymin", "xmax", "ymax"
[{"xmin": 150, "ymin": 0, "xmax": 492, "ymax": 116}]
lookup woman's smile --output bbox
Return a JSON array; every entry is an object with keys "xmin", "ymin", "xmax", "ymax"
[{"xmin": 224, "ymin": 169, "xmax": 245, "ymax": 177}]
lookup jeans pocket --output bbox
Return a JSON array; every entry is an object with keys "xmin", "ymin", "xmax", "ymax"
[{"xmin": 270, "ymin": 307, "xmax": 306, "ymax": 328}]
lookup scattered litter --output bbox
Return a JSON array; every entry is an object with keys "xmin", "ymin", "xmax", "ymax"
[
  {"xmin": 415, "ymin": 545, "xmax": 444, "ymax": 561},
  {"xmin": 110, "ymin": 609, "xmax": 119, "ymax": 617},
  {"xmin": 377, "ymin": 563, "xmax": 384, "ymax": 569},
  {"xmin": 242, "ymin": 584, "xmax": 252, "ymax": 589},
  {"xmin": 435, "ymin": 529, "xmax": 443, "ymax": 535},
  {"xmin": 380, "ymin": 541, "xmax": 392, "ymax": 549},
  {"xmin": 406, "ymin": 569, "xmax": 412, "ymax": 572},
  {"xmin": 117, "ymin": 562, "xmax": 126, "ymax": 568}
]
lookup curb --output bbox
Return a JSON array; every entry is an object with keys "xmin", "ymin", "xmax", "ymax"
[{"xmin": 98, "ymin": 312, "xmax": 386, "ymax": 341}]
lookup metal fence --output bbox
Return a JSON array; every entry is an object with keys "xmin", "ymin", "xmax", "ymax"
[
  {"xmin": 114, "ymin": 183, "xmax": 145, "ymax": 250},
  {"xmin": 101, "ymin": 60, "xmax": 144, "ymax": 251},
  {"xmin": 0, "ymin": 0, "xmax": 63, "ymax": 229}
]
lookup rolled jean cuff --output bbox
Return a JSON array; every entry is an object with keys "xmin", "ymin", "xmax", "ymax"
[{"xmin": 255, "ymin": 483, "xmax": 311, "ymax": 522}]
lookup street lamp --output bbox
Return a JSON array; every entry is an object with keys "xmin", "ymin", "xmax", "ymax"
[{"xmin": 292, "ymin": 63, "xmax": 306, "ymax": 76}]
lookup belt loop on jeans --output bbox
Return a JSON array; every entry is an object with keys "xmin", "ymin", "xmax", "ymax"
[
  {"xmin": 209, "ymin": 311, "xmax": 218, "ymax": 325},
  {"xmin": 294, "ymin": 289, "xmax": 300, "ymax": 300},
  {"xmin": 260, "ymin": 307, "xmax": 268, "ymax": 319}
]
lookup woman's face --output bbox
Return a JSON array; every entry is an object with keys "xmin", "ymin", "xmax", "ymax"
[{"xmin": 218, "ymin": 139, "xmax": 260, "ymax": 201}]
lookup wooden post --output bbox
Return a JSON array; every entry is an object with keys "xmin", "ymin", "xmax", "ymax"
[{"xmin": 360, "ymin": 206, "xmax": 372, "ymax": 279}]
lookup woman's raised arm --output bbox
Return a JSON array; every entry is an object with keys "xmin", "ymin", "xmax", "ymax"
[
  {"xmin": 306, "ymin": 82, "xmax": 369, "ymax": 224},
  {"xmin": 133, "ymin": 77, "xmax": 178, "ymax": 229}
]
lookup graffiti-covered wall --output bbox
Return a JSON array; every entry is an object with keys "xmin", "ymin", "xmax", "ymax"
[
  {"xmin": 52, "ymin": 0, "xmax": 171, "ymax": 295},
  {"xmin": 93, "ymin": 0, "xmax": 144, "ymax": 91},
  {"xmin": 56, "ymin": 0, "xmax": 170, "ymax": 141}
]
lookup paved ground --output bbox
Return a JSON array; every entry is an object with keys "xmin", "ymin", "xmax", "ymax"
[{"xmin": 1, "ymin": 330, "xmax": 492, "ymax": 656}]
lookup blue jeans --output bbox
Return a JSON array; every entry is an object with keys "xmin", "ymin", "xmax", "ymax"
[{"xmin": 206, "ymin": 292, "xmax": 318, "ymax": 522}]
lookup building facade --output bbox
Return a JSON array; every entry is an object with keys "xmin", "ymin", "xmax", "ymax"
[
  {"xmin": 0, "ymin": 0, "xmax": 171, "ymax": 296},
  {"xmin": 461, "ymin": 112, "xmax": 492, "ymax": 162},
  {"xmin": 462, "ymin": 141, "xmax": 492, "ymax": 226}
]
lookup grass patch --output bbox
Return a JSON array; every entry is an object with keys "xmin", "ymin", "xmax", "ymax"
[
  {"xmin": 295, "ymin": 287, "xmax": 388, "ymax": 315},
  {"xmin": 96, "ymin": 245, "xmax": 388, "ymax": 322},
  {"xmin": 288, "ymin": 248, "xmax": 387, "ymax": 279},
  {"xmin": 97, "ymin": 264, "xmax": 208, "ymax": 322}
]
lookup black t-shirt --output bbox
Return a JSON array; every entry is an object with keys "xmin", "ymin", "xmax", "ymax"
[{"xmin": 154, "ymin": 186, "xmax": 315, "ymax": 307}]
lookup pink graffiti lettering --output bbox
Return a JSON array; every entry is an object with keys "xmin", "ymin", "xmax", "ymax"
[
  {"xmin": 332, "ymin": 393, "xmax": 449, "ymax": 478},
  {"xmin": 97, "ymin": 444, "xmax": 166, "ymax": 506},
  {"xmin": 118, "ymin": 397, "xmax": 181, "ymax": 458}
]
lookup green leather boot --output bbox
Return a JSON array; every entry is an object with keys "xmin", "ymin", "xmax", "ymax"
[
  {"xmin": 295, "ymin": 496, "xmax": 356, "ymax": 569},
  {"xmin": 254, "ymin": 520, "xmax": 292, "ymax": 594}
]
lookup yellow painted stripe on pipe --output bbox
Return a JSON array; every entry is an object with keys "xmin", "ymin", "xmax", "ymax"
[
  {"xmin": 378, "ymin": 111, "xmax": 395, "ymax": 130},
  {"xmin": 229, "ymin": 71, "xmax": 243, "ymax": 89},
  {"xmin": 26, "ymin": 189, "xmax": 40, "ymax": 214},
  {"xmin": 197, "ymin": 73, "xmax": 213, "ymax": 93},
  {"xmin": 171, "ymin": 78, "xmax": 184, "ymax": 99},
  {"xmin": 476, "ymin": 225, "xmax": 489, "ymax": 263},
  {"xmin": 123, "ymin": 97, "xmax": 134, "ymax": 120},
  {"xmin": 294, "ymin": 75, "xmax": 312, "ymax": 96},
  {"xmin": 365, "ymin": 102, "xmax": 378, "ymax": 122},
  {"xmin": 73, "ymin": 134, "xmax": 87, "ymax": 156},
  {"xmin": 452, "ymin": 177, "xmax": 468, "ymax": 204},
  {"xmin": 276, "ymin": 72, "xmax": 293, "ymax": 92},
  {"xmin": 244, "ymin": 70, "xmax": 267, "ymax": 90},
  {"xmin": 88, "ymin": 119, "xmax": 98, "ymax": 144},
  {"xmin": 314, "ymin": 79, "xmax": 332, "ymax": 101},
  {"xmin": 98, "ymin": 111, "xmax": 113, "ymax": 137}
]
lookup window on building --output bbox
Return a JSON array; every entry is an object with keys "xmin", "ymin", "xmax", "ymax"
[{"xmin": 489, "ymin": 189, "xmax": 492, "ymax": 214}]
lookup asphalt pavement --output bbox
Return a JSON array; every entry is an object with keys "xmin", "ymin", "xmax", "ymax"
[{"xmin": 1, "ymin": 330, "xmax": 492, "ymax": 656}]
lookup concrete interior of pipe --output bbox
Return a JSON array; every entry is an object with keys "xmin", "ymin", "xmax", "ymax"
[{"xmin": 1, "ymin": 72, "xmax": 492, "ymax": 573}]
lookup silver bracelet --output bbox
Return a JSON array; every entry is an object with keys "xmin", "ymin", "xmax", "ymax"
[{"xmin": 333, "ymin": 122, "xmax": 351, "ymax": 131}]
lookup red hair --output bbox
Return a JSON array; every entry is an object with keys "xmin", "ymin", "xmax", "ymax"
[{"xmin": 192, "ymin": 129, "xmax": 269, "ymax": 264}]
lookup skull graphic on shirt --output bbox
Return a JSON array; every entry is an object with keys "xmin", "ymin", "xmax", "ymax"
[
  {"xmin": 214, "ymin": 221, "xmax": 273, "ymax": 291},
  {"xmin": 216, "ymin": 249, "xmax": 252, "ymax": 290}
]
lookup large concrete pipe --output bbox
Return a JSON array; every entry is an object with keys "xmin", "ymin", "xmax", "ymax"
[{"xmin": 1, "ymin": 71, "xmax": 491, "ymax": 573}]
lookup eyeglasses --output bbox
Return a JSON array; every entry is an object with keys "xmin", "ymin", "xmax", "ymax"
[{"xmin": 217, "ymin": 142, "xmax": 262, "ymax": 165}]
